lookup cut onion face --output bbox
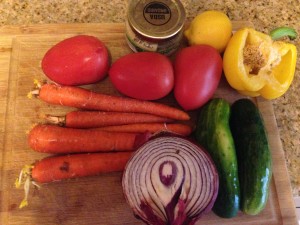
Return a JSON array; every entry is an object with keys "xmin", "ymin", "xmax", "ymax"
[{"xmin": 122, "ymin": 135, "xmax": 219, "ymax": 225}]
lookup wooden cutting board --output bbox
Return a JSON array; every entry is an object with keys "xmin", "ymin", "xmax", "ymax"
[{"xmin": 0, "ymin": 22, "xmax": 297, "ymax": 225}]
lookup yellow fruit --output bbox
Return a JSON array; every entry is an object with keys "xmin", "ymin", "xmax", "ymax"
[{"xmin": 184, "ymin": 10, "xmax": 232, "ymax": 53}]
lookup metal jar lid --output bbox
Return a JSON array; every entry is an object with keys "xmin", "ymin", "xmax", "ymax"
[{"xmin": 127, "ymin": 0, "xmax": 186, "ymax": 39}]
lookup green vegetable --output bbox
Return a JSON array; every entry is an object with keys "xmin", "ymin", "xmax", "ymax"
[
  {"xmin": 230, "ymin": 98, "xmax": 272, "ymax": 215},
  {"xmin": 270, "ymin": 27, "xmax": 298, "ymax": 40},
  {"xmin": 195, "ymin": 98, "xmax": 240, "ymax": 218}
]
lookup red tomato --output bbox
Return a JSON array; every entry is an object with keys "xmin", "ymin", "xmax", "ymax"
[
  {"xmin": 42, "ymin": 35, "xmax": 109, "ymax": 86},
  {"xmin": 109, "ymin": 52, "xmax": 174, "ymax": 100},
  {"xmin": 174, "ymin": 45, "xmax": 222, "ymax": 110}
]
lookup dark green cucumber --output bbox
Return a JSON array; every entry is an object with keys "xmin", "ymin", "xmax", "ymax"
[
  {"xmin": 195, "ymin": 98, "xmax": 240, "ymax": 218},
  {"xmin": 230, "ymin": 98, "xmax": 272, "ymax": 215}
]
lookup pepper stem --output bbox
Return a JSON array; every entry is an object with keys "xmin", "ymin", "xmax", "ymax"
[{"xmin": 270, "ymin": 27, "xmax": 298, "ymax": 40}]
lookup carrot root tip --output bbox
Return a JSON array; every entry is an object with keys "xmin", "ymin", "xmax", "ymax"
[
  {"xmin": 33, "ymin": 79, "xmax": 42, "ymax": 88},
  {"xmin": 27, "ymin": 79, "xmax": 44, "ymax": 99},
  {"xmin": 45, "ymin": 114, "xmax": 66, "ymax": 126},
  {"xmin": 16, "ymin": 164, "xmax": 39, "ymax": 209},
  {"xmin": 27, "ymin": 89, "xmax": 40, "ymax": 99}
]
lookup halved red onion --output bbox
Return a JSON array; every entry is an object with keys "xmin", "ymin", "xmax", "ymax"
[{"xmin": 122, "ymin": 135, "xmax": 219, "ymax": 225}]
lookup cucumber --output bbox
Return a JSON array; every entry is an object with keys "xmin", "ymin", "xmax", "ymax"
[
  {"xmin": 230, "ymin": 98, "xmax": 272, "ymax": 215},
  {"xmin": 195, "ymin": 98, "xmax": 240, "ymax": 218}
]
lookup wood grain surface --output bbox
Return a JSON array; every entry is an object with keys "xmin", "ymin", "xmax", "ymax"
[{"xmin": 0, "ymin": 23, "xmax": 297, "ymax": 225}]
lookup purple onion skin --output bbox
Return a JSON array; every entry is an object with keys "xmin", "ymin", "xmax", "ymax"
[
  {"xmin": 122, "ymin": 132, "xmax": 219, "ymax": 225},
  {"xmin": 133, "ymin": 131, "xmax": 153, "ymax": 148}
]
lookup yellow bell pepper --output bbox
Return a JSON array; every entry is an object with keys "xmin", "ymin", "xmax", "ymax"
[{"xmin": 223, "ymin": 27, "xmax": 297, "ymax": 99}]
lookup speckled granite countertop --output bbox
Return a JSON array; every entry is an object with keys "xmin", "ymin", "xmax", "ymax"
[{"xmin": 0, "ymin": 0, "xmax": 299, "ymax": 196}]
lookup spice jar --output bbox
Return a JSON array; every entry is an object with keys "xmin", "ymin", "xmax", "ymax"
[{"xmin": 126, "ymin": 0, "xmax": 186, "ymax": 55}]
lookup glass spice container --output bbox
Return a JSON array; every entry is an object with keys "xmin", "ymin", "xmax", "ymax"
[{"xmin": 126, "ymin": 0, "xmax": 186, "ymax": 56}]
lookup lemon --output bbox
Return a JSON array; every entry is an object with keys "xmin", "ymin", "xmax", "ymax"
[{"xmin": 184, "ymin": 10, "xmax": 232, "ymax": 53}]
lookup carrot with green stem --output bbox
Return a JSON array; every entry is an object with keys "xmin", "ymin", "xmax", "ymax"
[
  {"xmin": 28, "ymin": 124, "xmax": 151, "ymax": 154},
  {"xmin": 45, "ymin": 111, "xmax": 173, "ymax": 128},
  {"xmin": 29, "ymin": 82, "xmax": 190, "ymax": 121},
  {"xmin": 15, "ymin": 151, "xmax": 132, "ymax": 208},
  {"xmin": 95, "ymin": 123, "xmax": 193, "ymax": 136}
]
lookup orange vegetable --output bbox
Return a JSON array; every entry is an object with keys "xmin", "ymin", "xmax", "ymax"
[
  {"xmin": 16, "ymin": 152, "xmax": 132, "ymax": 208},
  {"xmin": 45, "ymin": 111, "xmax": 173, "ymax": 128},
  {"xmin": 32, "ymin": 152, "xmax": 132, "ymax": 183},
  {"xmin": 28, "ymin": 124, "xmax": 150, "ymax": 154},
  {"xmin": 32, "ymin": 83, "xmax": 190, "ymax": 121},
  {"xmin": 96, "ymin": 123, "xmax": 193, "ymax": 136}
]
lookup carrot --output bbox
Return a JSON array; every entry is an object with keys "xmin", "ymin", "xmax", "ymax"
[
  {"xmin": 16, "ymin": 152, "xmax": 132, "ymax": 208},
  {"xmin": 32, "ymin": 152, "xmax": 132, "ymax": 183},
  {"xmin": 45, "ymin": 111, "xmax": 173, "ymax": 128},
  {"xmin": 28, "ymin": 124, "xmax": 151, "ymax": 154},
  {"xmin": 95, "ymin": 123, "xmax": 193, "ymax": 136},
  {"xmin": 32, "ymin": 83, "xmax": 190, "ymax": 121}
]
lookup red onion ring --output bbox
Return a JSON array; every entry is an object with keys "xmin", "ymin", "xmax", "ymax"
[{"xmin": 122, "ymin": 135, "xmax": 219, "ymax": 225}]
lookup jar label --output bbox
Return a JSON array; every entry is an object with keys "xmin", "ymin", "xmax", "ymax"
[
  {"xmin": 143, "ymin": 2, "xmax": 171, "ymax": 26},
  {"xmin": 126, "ymin": 21, "xmax": 158, "ymax": 52}
]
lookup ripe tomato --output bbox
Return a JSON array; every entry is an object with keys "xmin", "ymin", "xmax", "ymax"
[
  {"xmin": 109, "ymin": 52, "xmax": 174, "ymax": 100},
  {"xmin": 42, "ymin": 35, "xmax": 109, "ymax": 86},
  {"xmin": 174, "ymin": 45, "xmax": 222, "ymax": 110}
]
